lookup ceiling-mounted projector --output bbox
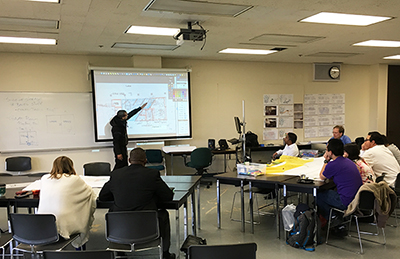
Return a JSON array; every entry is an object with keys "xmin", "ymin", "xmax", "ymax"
[{"xmin": 173, "ymin": 21, "xmax": 206, "ymax": 45}]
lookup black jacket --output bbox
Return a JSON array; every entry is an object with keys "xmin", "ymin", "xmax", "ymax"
[
  {"xmin": 110, "ymin": 107, "xmax": 142, "ymax": 155},
  {"xmin": 98, "ymin": 164, "xmax": 174, "ymax": 211}
]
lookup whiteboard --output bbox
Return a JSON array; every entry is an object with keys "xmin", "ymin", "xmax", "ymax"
[{"xmin": 0, "ymin": 92, "xmax": 110, "ymax": 152}]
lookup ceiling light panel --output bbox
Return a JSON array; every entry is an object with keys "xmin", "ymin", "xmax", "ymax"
[
  {"xmin": 27, "ymin": 0, "xmax": 60, "ymax": 3},
  {"xmin": 126, "ymin": 26, "xmax": 179, "ymax": 36},
  {"xmin": 219, "ymin": 48, "xmax": 277, "ymax": 55},
  {"xmin": 0, "ymin": 17, "xmax": 59, "ymax": 30},
  {"xmin": 0, "ymin": 36, "xmax": 56, "ymax": 45},
  {"xmin": 112, "ymin": 43, "xmax": 179, "ymax": 50},
  {"xmin": 144, "ymin": 0, "xmax": 253, "ymax": 17},
  {"xmin": 384, "ymin": 55, "xmax": 400, "ymax": 60},
  {"xmin": 250, "ymin": 34, "xmax": 324, "ymax": 44},
  {"xmin": 353, "ymin": 40, "xmax": 400, "ymax": 47},
  {"xmin": 300, "ymin": 12, "xmax": 392, "ymax": 26}
]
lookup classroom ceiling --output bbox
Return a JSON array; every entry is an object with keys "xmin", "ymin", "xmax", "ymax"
[{"xmin": 1, "ymin": 0, "xmax": 400, "ymax": 65}]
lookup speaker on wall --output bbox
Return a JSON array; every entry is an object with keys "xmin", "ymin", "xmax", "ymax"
[
  {"xmin": 208, "ymin": 139, "xmax": 215, "ymax": 150},
  {"xmin": 313, "ymin": 63, "xmax": 341, "ymax": 81}
]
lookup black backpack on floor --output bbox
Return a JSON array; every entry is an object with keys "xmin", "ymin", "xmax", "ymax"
[{"xmin": 286, "ymin": 204, "xmax": 315, "ymax": 251}]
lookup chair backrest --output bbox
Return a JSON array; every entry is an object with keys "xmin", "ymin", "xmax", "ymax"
[
  {"xmin": 5, "ymin": 156, "xmax": 31, "ymax": 172},
  {"xmin": 10, "ymin": 214, "xmax": 59, "ymax": 246},
  {"xmin": 358, "ymin": 190, "xmax": 376, "ymax": 211},
  {"xmin": 375, "ymin": 173, "xmax": 386, "ymax": 183},
  {"xmin": 43, "ymin": 250, "xmax": 114, "ymax": 259},
  {"xmin": 394, "ymin": 173, "xmax": 400, "ymax": 193},
  {"xmin": 189, "ymin": 148, "xmax": 213, "ymax": 169},
  {"xmin": 83, "ymin": 162, "xmax": 111, "ymax": 176},
  {"xmin": 145, "ymin": 149, "xmax": 165, "ymax": 171},
  {"xmin": 145, "ymin": 149, "xmax": 163, "ymax": 164},
  {"xmin": 188, "ymin": 242, "xmax": 257, "ymax": 259},
  {"xmin": 105, "ymin": 211, "xmax": 160, "ymax": 244}
]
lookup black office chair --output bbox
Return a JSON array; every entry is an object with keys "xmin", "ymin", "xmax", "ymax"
[
  {"xmin": 5, "ymin": 156, "xmax": 31, "ymax": 174},
  {"xmin": 105, "ymin": 211, "xmax": 162, "ymax": 259},
  {"xmin": 10, "ymin": 213, "xmax": 81, "ymax": 257},
  {"xmin": 184, "ymin": 147, "xmax": 213, "ymax": 188},
  {"xmin": 43, "ymin": 250, "xmax": 114, "ymax": 259},
  {"xmin": 83, "ymin": 162, "xmax": 111, "ymax": 176},
  {"xmin": 145, "ymin": 149, "xmax": 166, "ymax": 173},
  {"xmin": 0, "ymin": 233, "xmax": 13, "ymax": 259},
  {"xmin": 392, "ymin": 173, "xmax": 400, "ymax": 227},
  {"xmin": 326, "ymin": 190, "xmax": 386, "ymax": 254},
  {"xmin": 375, "ymin": 173, "xmax": 386, "ymax": 183},
  {"xmin": 187, "ymin": 242, "xmax": 257, "ymax": 259}
]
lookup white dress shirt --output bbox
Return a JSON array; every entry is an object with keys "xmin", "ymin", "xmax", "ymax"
[
  {"xmin": 276, "ymin": 143, "xmax": 299, "ymax": 157},
  {"xmin": 361, "ymin": 145, "xmax": 400, "ymax": 188}
]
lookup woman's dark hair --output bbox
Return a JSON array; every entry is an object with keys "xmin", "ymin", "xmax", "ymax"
[{"xmin": 344, "ymin": 143, "xmax": 360, "ymax": 161}]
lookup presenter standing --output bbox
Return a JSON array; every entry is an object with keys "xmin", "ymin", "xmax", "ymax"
[{"xmin": 110, "ymin": 103, "xmax": 147, "ymax": 170}]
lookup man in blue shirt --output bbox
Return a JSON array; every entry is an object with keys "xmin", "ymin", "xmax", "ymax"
[{"xmin": 330, "ymin": 125, "xmax": 351, "ymax": 145}]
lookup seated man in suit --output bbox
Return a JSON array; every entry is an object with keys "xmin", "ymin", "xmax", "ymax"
[
  {"xmin": 99, "ymin": 148, "xmax": 175, "ymax": 259},
  {"xmin": 272, "ymin": 132, "xmax": 299, "ymax": 159}
]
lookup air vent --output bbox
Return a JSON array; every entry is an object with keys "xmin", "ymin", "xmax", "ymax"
[{"xmin": 306, "ymin": 52, "xmax": 360, "ymax": 58}]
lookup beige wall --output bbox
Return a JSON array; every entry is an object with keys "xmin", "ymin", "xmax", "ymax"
[{"xmin": 0, "ymin": 53, "xmax": 388, "ymax": 174}]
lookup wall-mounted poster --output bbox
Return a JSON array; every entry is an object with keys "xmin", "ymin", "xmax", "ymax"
[
  {"xmin": 278, "ymin": 117, "xmax": 294, "ymax": 128},
  {"xmin": 265, "ymin": 117, "xmax": 277, "ymax": 128},
  {"xmin": 263, "ymin": 128, "xmax": 278, "ymax": 140},
  {"xmin": 304, "ymin": 93, "xmax": 345, "ymax": 139},
  {"xmin": 265, "ymin": 105, "xmax": 277, "ymax": 116},
  {"xmin": 263, "ymin": 94, "xmax": 279, "ymax": 105},
  {"xmin": 279, "ymin": 105, "xmax": 294, "ymax": 116},
  {"xmin": 279, "ymin": 94, "xmax": 294, "ymax": 104}
]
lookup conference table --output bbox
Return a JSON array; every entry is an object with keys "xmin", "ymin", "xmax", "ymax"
[
  {"xmin": 0, "ymin": 174, "xmax": 201, "ymax": 257},
  {"xmin": 215, "ymin": 157, "xmax": 332, "ymax": 241}
]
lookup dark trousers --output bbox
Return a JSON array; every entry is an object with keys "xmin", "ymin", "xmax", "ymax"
[
  {"xmin": 113, "ymin": 147, "xmax": 128, "ymax": 170},
  {"xmin": 317, "ymin": 190, "xmax": 347, "ymax": 220},
  {"xmin": 157, "ymin": 209, "xmax": 171, "ymax": 252}
]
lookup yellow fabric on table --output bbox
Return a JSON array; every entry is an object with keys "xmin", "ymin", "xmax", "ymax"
[{"xmin": 265, "ymin": 155, "xmax": 313, "ymax": 174}]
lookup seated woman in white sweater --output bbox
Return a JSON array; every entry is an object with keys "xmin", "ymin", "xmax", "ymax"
[{"xmin": 37, "ymin": 156, "xmax": 97, "ymax": 249}]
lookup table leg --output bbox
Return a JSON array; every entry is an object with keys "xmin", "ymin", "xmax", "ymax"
[
  {"xmin": 249, "ymin": 181, "xmax": 254, "ymax": 234},
  {"xmin": 191, "ymin": 188, "xmax": 197, "ymax": 235},
  {"xmin": 314, "ymin": 187, "xmax": 319, "ymax": 244},
  {"xmin": 175, "ymin": 209, "xmax": 180, "ymax": 257},
  {"xmin": 281, "ymin": 184, "xmax": 288, "ymax": 240},
  {"xmin": 170, "ymin": 154, "xmax": 174, "ymax": 175},
  {"xmin": 197, "ymin": 184, "xmax": 200, "ymax": 230},
  {"xmin": 217, "ymin": 180, "xmax": 221, "ymax": 229},
  {"xmin": 223, "ymin": 153, "xmax": 227, "ymax": 172},
  {"xmin": 283, "ymin": 185, "xmax": 287, "ymax": 206},
  {"xmin": 276, "ymin": 183, "xmax": 280, "ymax": 239},
  {"xmin": 184, "ymin": 201, "xmax": 188, "ymax": 239},
  {"xmin": 240, "ymin": 180, "xmax": 245, "ymax": 232}
]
